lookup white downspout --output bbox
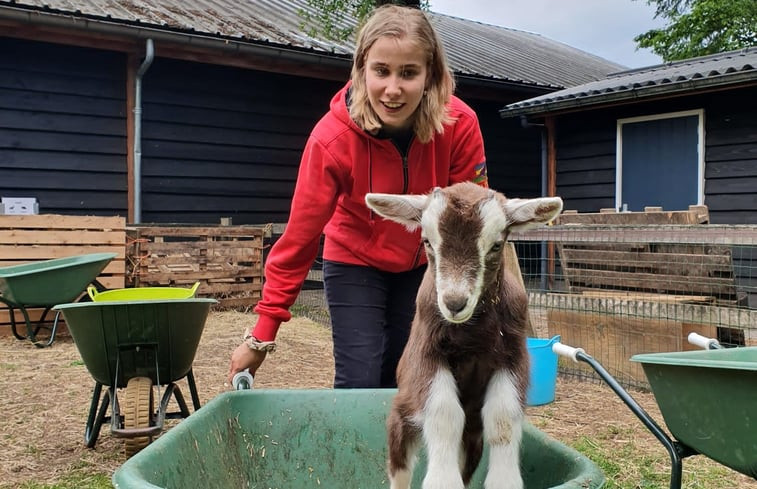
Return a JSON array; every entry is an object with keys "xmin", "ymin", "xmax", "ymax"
[{"xmin": 134, "ymin": 38, "xmax": 154, "ymax": 224}]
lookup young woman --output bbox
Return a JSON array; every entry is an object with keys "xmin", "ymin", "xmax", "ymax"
[{"xmin": 228, "ymin": 4, "xmax": 488, "ymax": 388}]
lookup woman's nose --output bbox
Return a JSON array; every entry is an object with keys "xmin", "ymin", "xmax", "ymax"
[{"xmin": 385, "ymin": 76, "xmax": 402, "ymax": 96}]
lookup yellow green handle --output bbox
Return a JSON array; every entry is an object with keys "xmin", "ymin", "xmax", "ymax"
[{"xmin": 86, "ymin": 285, "xmax": 99, "ymax": 301}]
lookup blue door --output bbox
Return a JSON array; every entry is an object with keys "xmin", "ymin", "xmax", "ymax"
[{"xmin": 619, "ymin": 112, "xmax": 701, "ymax": 211}]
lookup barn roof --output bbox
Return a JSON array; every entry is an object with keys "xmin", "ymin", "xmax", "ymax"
[
  {"xmin": 500, "ymin": 46, "xmax": 757, "ymax": 117},
  {"xmin": 0, "ymin": 0, "xmax": 624, "ymax": 90}
]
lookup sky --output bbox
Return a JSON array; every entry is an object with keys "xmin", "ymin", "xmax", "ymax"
[{"xmin": 429, "ymin": 0, "xmax": 667, "ymax": 68}]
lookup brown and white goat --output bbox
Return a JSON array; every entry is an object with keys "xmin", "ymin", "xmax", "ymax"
[{"xmin": 365, "ymin": 182, "xmax": 562, "ymax": 489}]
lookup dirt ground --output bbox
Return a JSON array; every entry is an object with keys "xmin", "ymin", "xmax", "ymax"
[{"xmin": 1, "ymin": 310, "xmax": 755, "ymax": 488}]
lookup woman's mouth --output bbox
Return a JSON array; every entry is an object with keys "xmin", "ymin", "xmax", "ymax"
[{"xmin": 382, "ymin": 101, "xmax": 404, "ymax": 110}]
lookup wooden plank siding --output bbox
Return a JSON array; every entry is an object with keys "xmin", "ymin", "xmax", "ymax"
[
  {"xmin": 0, "ymin": 37, "xmax": 128, "ymax": 215},
  {"xmin": 553, "ymin": 87, "xmax": 757, "ymax": 224},
  {"xmin": 137, "ymin": 58, "xmax": 342, "ymax": 225},
  {"xmin": 471, "ymin": 101, "xmax": 542, "ymax": 198},
  {"xmin": 0, "ymin": 38, "xmax": 543, "ymax": 229},
  {"xmin": 703, "ymin": 91, "xmax": 757, "ymax": 224}
]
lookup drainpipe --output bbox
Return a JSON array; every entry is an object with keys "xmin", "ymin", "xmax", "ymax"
[{"xmin": 134, "ymin": 38, "xmax": 154, "ymax": 224}]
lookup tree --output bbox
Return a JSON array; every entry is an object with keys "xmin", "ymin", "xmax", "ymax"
[
  {"xmin": 635, "ymin": 0, "xmax": 757, "ymax": 61},
  {"xmin": 299, "ymin": 0, "xmax": 429, "ymax": 41}
]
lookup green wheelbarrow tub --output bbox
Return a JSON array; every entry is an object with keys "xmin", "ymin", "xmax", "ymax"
[
  {"xmin": 632, "ymin": 347, "xmax": 757, "ymax": 478},
  {"xmin": 0, "ymin": 252, "xmax": 117, "ymax": 305},
  {"xmin": 113, "ymin": 389, "xmax": 605, "ymax": 489},
  {"xmin": 54, "ymin": 298, "xmax": 216, "ymax": 388}
]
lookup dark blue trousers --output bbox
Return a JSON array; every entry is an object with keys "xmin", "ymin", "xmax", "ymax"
[{"xmin": 323, "ymin": 260, "xmax": 426, "ymax": 388}]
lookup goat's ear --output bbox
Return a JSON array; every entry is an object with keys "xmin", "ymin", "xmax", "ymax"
[
  {"xmin": 503, "ymin": 197, "xmax": 563, "ymax": 232},
  {"xmin": 365, "ymin": 193, "xmax": 428, "ymax": 230}
]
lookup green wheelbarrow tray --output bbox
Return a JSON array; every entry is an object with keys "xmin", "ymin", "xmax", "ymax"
[
  {"xmin": 112, "ymin": 389, "xmax": 605, "ymax": 489},
  {"xmin": 0, "ymin": 252, "xmax": 117, "ymax": 346},
  {"xmin": 631, "ymin": 347, "xmax": 757, "ymax": 478},
  {"xmin": 53, "ymin": 298, "xmax": 217, "ymax": 452}
]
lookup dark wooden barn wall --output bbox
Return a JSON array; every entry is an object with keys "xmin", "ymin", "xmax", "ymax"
[
  {"xmin": 139, "ymin": 58, "xmax": 342, "ymax": 224},
  {"xmin": 0, "ymin": 37, "xmax": 541, "ymax": 226},
  {"xmin": 553, "ymin": 86, "xmax": 757, "ymax": 224},
  {"xmin": 703, "ymin": 90, "xmax": 757, "ymax": 224},
  {"xmin": 470, "ymin": 98, "xmax": 542, "ymax": 199},
  {"xmin": 0, "ymin": 37, "xmax": 128, "ymax": 215},
  {"xmin": 139, "ymin": 70, "xmax": 541, "ymax": 224}
]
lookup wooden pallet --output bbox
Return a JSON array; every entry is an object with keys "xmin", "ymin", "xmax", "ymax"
[
  {"xmin": 555, "ymin": 205, "xmax": 742, "ymax": 305},
  {"xmin": 0, "ymin": 214, "xmax": 126, "ymax": 332},
  {"xmin": 126, "ymin": 224, "xmax": 267, "ymax": 309}
]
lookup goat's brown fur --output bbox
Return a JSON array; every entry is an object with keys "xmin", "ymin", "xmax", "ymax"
[{"xmin": 366, "ymin": 182, "xmax": 562, "ymax": 488}]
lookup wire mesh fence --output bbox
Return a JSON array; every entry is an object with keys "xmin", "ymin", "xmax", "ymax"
[
  {"xmin": 512, "ymin": 222, "xmax": 757, "ymax": 388},
  {"xmin": 291, "ymin": 216, "xmax": 757, "ymax": 389}
]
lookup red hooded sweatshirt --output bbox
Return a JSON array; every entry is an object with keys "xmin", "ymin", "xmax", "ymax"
[{"xmin": 252, "ymin": 82, "xmax": 488, "ymax": 341}]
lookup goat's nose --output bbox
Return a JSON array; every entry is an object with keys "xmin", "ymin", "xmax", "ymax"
[{"xmin": 443, "ymin": 293, "xmax": 468, "ymax": 315}]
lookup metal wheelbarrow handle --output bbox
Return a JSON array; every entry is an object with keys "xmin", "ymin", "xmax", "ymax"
[
  {"xmin": 687, "ymin": 332, "xmax": 721, "ymax": 350},
  {"xmin": 231, "ymin": 369, "xmax": 254, "ymax": 390},
  {"xmin": 552, "ymin": 341, "xmax": 697, "ymax": 489}
]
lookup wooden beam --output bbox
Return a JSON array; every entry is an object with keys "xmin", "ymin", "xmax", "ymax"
[{"xmin": 545, "ymin": 116, "xmax": 557, "ymax": 197}]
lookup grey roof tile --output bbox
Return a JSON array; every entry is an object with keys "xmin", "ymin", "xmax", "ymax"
[
  {"xmin": 500, "ymin": 46, "xmax": 757, "ymax": 116},
  {"xmin": 0, "ymin": 0, "xmax": 625, "ymax": 89}
]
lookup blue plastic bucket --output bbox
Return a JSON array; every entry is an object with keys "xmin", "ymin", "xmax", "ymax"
[{"xmin": 526, "ymin": 335, "xmax": 560, "ymax": 406}]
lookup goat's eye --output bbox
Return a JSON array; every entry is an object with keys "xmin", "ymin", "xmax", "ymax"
[
  {"xmin": 489, "ymin": 241, "xmax": 504, "ymax": 254},
  {"xmin": 422, "ymin": 238, "xmax": 431, "ymax": 248}
]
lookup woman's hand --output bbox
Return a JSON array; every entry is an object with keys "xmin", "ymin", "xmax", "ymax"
[{"xmin": 227, "ymin": 343, "xmax": 267, "ymax": 385}]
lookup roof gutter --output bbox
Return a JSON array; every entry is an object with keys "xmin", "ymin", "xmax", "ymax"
[
  {"xmin": 0, "ymin": 5, "xmax": 352, "ymax": 74},
  {"xmin": 500, "ymin": 73, "xmax": 757, "ymax": 119}
]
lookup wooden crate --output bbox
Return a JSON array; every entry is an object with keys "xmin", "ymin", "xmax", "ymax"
[
  {"xmin": 0, "ymin": 214, "xmax": 126, "ymax": 332},
  {"xmin": 126, "ymin": 224, "xmax": 266, "ymax": 309}
]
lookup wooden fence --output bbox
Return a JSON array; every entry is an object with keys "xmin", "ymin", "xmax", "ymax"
[{"xmin": 0, "ymin": 214, "xmax": 126, "ymax": 331}]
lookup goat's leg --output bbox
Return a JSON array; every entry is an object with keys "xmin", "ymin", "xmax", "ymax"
[
  {"xmin": 422, "ymin": 369, "xmax": 465, "ymax": 489},
  {"xmin": 387, "ymin": 408, "xmax": 420, "ymax": 489},
  {"xmin": 481, "ymin": 370, "xmax": 524, "ymax": 489}
]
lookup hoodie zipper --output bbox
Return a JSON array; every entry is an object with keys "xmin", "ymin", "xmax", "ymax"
[
  {"xmin": 392, "ymin": 136, "xmax": 421, "ymax": 268},
  {"xmin": 401, "ymin": 154, "xmax": 409, "ymax": 193},
  {"xmin": 391, "ymin": 136, "xmax": 413, "ymax": 194}
]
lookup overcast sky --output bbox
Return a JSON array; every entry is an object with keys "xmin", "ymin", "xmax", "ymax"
[{"xmin": 429, "ymin": 0, "xmax": 666, "ymax": 68}]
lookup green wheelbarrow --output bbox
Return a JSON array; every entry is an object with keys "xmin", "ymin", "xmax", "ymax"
[
  {"xmin": 554, "ymin": 333, "xmax": 757, "ymax": 489},
  {"xmin": 112, "ymin": 388, "xmax": 605, "ymax": 488},
  {"xmin": 0, "ymin": 252, "xmax": 117, "ymax": 347},
  {"xmin": 54, "ymin": 298, "xmax": 216, "ymax": 456}
]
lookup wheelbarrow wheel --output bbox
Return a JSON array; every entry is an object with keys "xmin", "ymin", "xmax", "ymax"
[{"xmin": 123, "ymin": 376, "xmax": 154, "ymax": 456}]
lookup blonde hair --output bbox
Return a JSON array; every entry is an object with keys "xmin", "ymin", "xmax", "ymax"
[{"xmin": 349, "ymin": 4, "xmax": 456, "ymax": 144}]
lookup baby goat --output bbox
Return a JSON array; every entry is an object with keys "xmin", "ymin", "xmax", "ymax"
[{"xmin": 365, "ymin": 182, "xmax": 562, "ymax": 489}]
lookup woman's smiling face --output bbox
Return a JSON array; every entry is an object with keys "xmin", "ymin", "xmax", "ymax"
[{"xmin": 364, "ymin": 35, "xmax": 428, "ymax": 132}]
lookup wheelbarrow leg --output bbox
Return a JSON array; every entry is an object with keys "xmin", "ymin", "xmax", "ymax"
[
  {"xmin": 169, "ymin": 383, "xmax": 191, "ymax": 418},
  {"xmin": 85, "ymin": 382, "xmax": 112, "ymax": 448},
  {"xmin": 186, "ymin": 368, "xmax": 202, "ymax": 411},
  {"xmin": 31, "ymin": 309, "xmax": 61, "ymax": 348},
  {"xmin": 5, "ymin": 304, "xmax": 27, "ymax": 341}
]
